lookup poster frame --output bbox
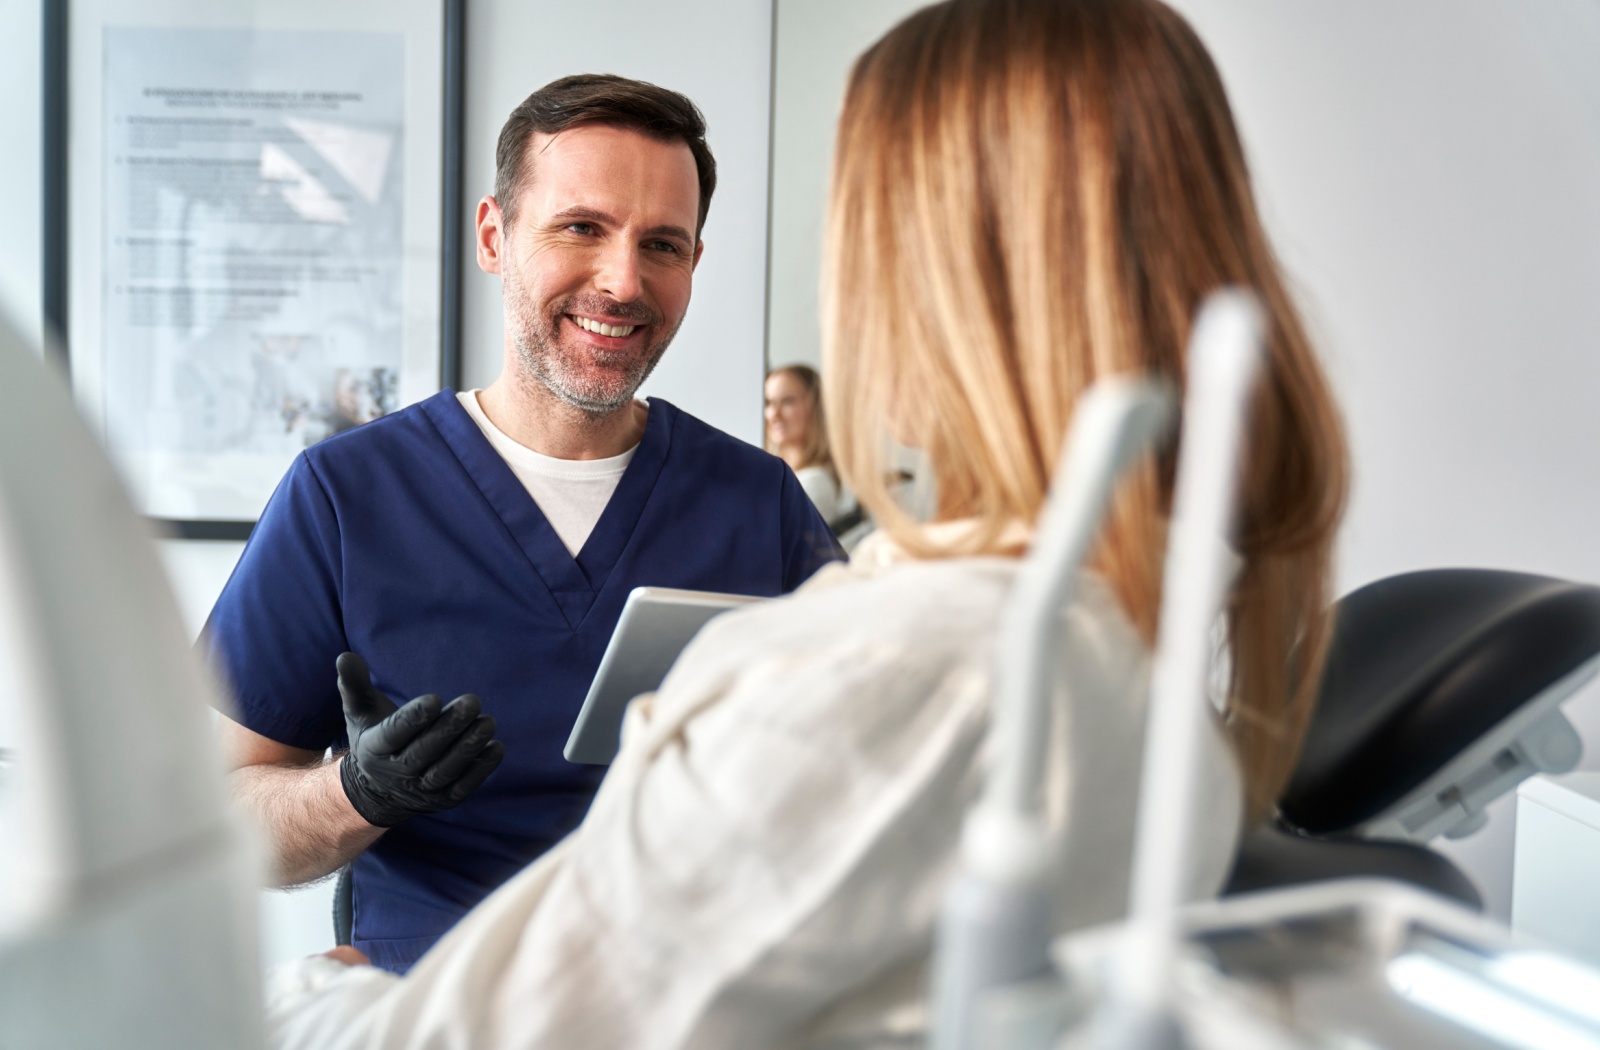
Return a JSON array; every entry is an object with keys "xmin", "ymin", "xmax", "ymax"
[{"xmin": 41, "ymin": 0, "xmax": 465, "ymax": 540}]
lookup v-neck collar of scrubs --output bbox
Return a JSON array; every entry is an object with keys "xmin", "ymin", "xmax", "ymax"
[{"xmin": 421, "ymin": 390, "xmax": 672, "ymax": 630}]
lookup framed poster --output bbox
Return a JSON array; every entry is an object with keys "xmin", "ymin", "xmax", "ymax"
[{"xmin": 43, "ymin": 0, "xmax": 464, "ymax": 538}]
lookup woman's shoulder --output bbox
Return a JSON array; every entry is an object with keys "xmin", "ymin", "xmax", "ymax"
[
  {"xmin": 742, "ymin": 555, "xmax": 1015, "ymax": 645},
  {"xmin": 667, "ymin": 553, "xmax": 1144, "ymax": 712}
]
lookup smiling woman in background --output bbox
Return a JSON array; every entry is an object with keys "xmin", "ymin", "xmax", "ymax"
[
  {"xmin": 765, "ymin": 363, "xmax": 860, "ymax": 532},
  {"xmin": 263, "ymin": 0, "xmax": 1347, "ymax": 1046}
]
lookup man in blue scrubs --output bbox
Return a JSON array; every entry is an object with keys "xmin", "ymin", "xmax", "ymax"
[{"xmin": 208, "ymin": 75, "xmax": 840, "ymax": 973}]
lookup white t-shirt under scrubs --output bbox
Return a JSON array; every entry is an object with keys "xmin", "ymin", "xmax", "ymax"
[{"xmin": 456, "ymin": 390, "xmax": 638, "ymax": 557}]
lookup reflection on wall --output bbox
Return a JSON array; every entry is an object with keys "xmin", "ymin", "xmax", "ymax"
[{"xmin": 767, "ymin": 0, "xmax": 927, "ymax": 376}]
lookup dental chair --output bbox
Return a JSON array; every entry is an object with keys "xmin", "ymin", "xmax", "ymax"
[{"xmin": 1226, "ymin": 567, "xmax": 1600, "ymax": 909}]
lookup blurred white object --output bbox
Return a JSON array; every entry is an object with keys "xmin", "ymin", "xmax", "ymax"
[
  {"xmin": 0, "ymin": 312, "xmax": 261, "ymax": 1048},
  {"xmin": 930, "ymin": 289, "xmax": 1267, "ymax": 1050},
  {"xmin": 1513, "ymin": 772, "xmax": 1600, "ymax": 968},
  {"xmin": 1056, "ymin": 879, "xmax": 1600, "ymax": 1050},
  {"xmin": 1093, "ymin": 290, "xmax": 1265, "ymax": 1049},
  {"xmin": 929, "ymin": 374, "xmax": 1177, "ymax": 1050}
]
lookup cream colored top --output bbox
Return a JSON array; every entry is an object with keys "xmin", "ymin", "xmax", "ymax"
[
  {"xmin": 794, "ymin": 464, "xmax": 857, "ymax": 528},
  {"xmin": 263, "ymin": 530, "xmax": 1244, "ymax": 1050}
]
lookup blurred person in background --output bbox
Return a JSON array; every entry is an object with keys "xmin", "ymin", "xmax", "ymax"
[{"xmin": 765, "ymin": 363, "xmax": 860, "ymax": 533}]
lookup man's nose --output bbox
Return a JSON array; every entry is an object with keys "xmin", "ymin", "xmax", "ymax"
[{"xmin": 592, "ymin": 240, "xmax": 644, "ymax": 303}]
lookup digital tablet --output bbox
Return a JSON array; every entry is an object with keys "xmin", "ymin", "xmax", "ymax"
[{"xmin": 563, "ymin": 586, "xmax": 762, "ymax": 764}]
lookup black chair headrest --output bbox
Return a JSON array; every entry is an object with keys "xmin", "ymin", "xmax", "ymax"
[{"xmin": 1281, "ymin": 569, "xmax": 1600, "ymax": 834}]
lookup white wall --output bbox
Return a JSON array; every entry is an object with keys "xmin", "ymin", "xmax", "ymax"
[
  {"xmin": 767, "ymin": 0, "xmax": 927, "ymax": 374},
  {"xmin": 460, "ymin": 0, "xmax": 775, "ymax": 447}
]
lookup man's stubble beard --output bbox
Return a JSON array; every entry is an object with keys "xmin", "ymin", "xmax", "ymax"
[{"xmin": 503, "ymin": 254, "xmax": 682, "ymax": 419}]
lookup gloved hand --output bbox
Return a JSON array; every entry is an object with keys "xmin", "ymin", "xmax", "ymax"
[{"xmin": 336, "ymin": 651, "xmax": 505, "ymax": 828}]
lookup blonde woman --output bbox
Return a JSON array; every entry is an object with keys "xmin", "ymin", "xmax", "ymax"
[
  {"xmin": 265, "ymin": 1, "xmax": 1347, "ymax": 1046},
  {"xmin": 765, "ymin": 363, "xmax": 859, "ymax": 530}
]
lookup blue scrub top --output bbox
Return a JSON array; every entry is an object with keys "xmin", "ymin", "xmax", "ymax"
[{"xmin": 205, "ymin": 392, "xmax": 840, "ymax": 972}]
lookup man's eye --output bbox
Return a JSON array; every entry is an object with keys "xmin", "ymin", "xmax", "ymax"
[
  {"xmin": 566, "ymin": 223, "xmax": 595, "ymax": 235},
  {"xmin": 647, "ymin": 240, "xmax": 681, "ymax": 254}
]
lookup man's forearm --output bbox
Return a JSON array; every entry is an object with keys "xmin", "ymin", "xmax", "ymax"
[{"xmin": 232, "ymin": 758, "xmax": 385, "ymax": 887}]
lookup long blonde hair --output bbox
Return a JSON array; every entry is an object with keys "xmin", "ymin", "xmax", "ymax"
[{"xmin": 824, "ymin": 0, "xmax": 1349, "ymax": 822}]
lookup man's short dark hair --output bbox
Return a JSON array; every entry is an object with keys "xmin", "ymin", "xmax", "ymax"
[{"xmin": 494, "ymin": 73, "xmax": 717, "ymax": 238}]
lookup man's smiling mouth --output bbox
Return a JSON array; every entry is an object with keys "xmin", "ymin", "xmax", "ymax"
[{"xmin": 570, "ymin": 315, "xmax": 638, "ymax": 338}]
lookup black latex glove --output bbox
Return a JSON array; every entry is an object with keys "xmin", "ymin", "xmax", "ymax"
[{"xmin": 336, "ymin": 651, "xmax": 505, "ymax": 828}]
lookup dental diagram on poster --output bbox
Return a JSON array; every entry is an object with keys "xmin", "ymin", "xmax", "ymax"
[{"xmin": 100, "ymin": 27, "xmax": 406, "ymax": 522}]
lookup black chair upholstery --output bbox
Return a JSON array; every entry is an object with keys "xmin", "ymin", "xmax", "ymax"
[
  {"xmin": 1218, "ymin": 569, "xmax": 1600, "ymax": 909},
  {"xmin": 333, "ymin": 865, "xmax": 354, "ymax": 947},
  {"xmin": 1280, "ymin": 569, "xmax": 1600, "ymax": 836},
  {"xmin": 1225, "ymin": 824, "xmax": 1482, "ymax": 910},
  {"xmin": 827, "ymin": 505, "xmax": 866, "ymax": 539}
]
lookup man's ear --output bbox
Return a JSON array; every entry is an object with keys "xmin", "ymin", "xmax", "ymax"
[
  {"xmin": 476, "ymin": 196, "xmax": 506, "ymax": 275},
  {"xmin": 692, "ymin": 239, "xmax": 705, "ymax": 272}
]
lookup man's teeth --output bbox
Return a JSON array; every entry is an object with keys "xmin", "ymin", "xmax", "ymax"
[{"xmin": 573, "ymin": 316, "xmax": 638, "ymax": 338}]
